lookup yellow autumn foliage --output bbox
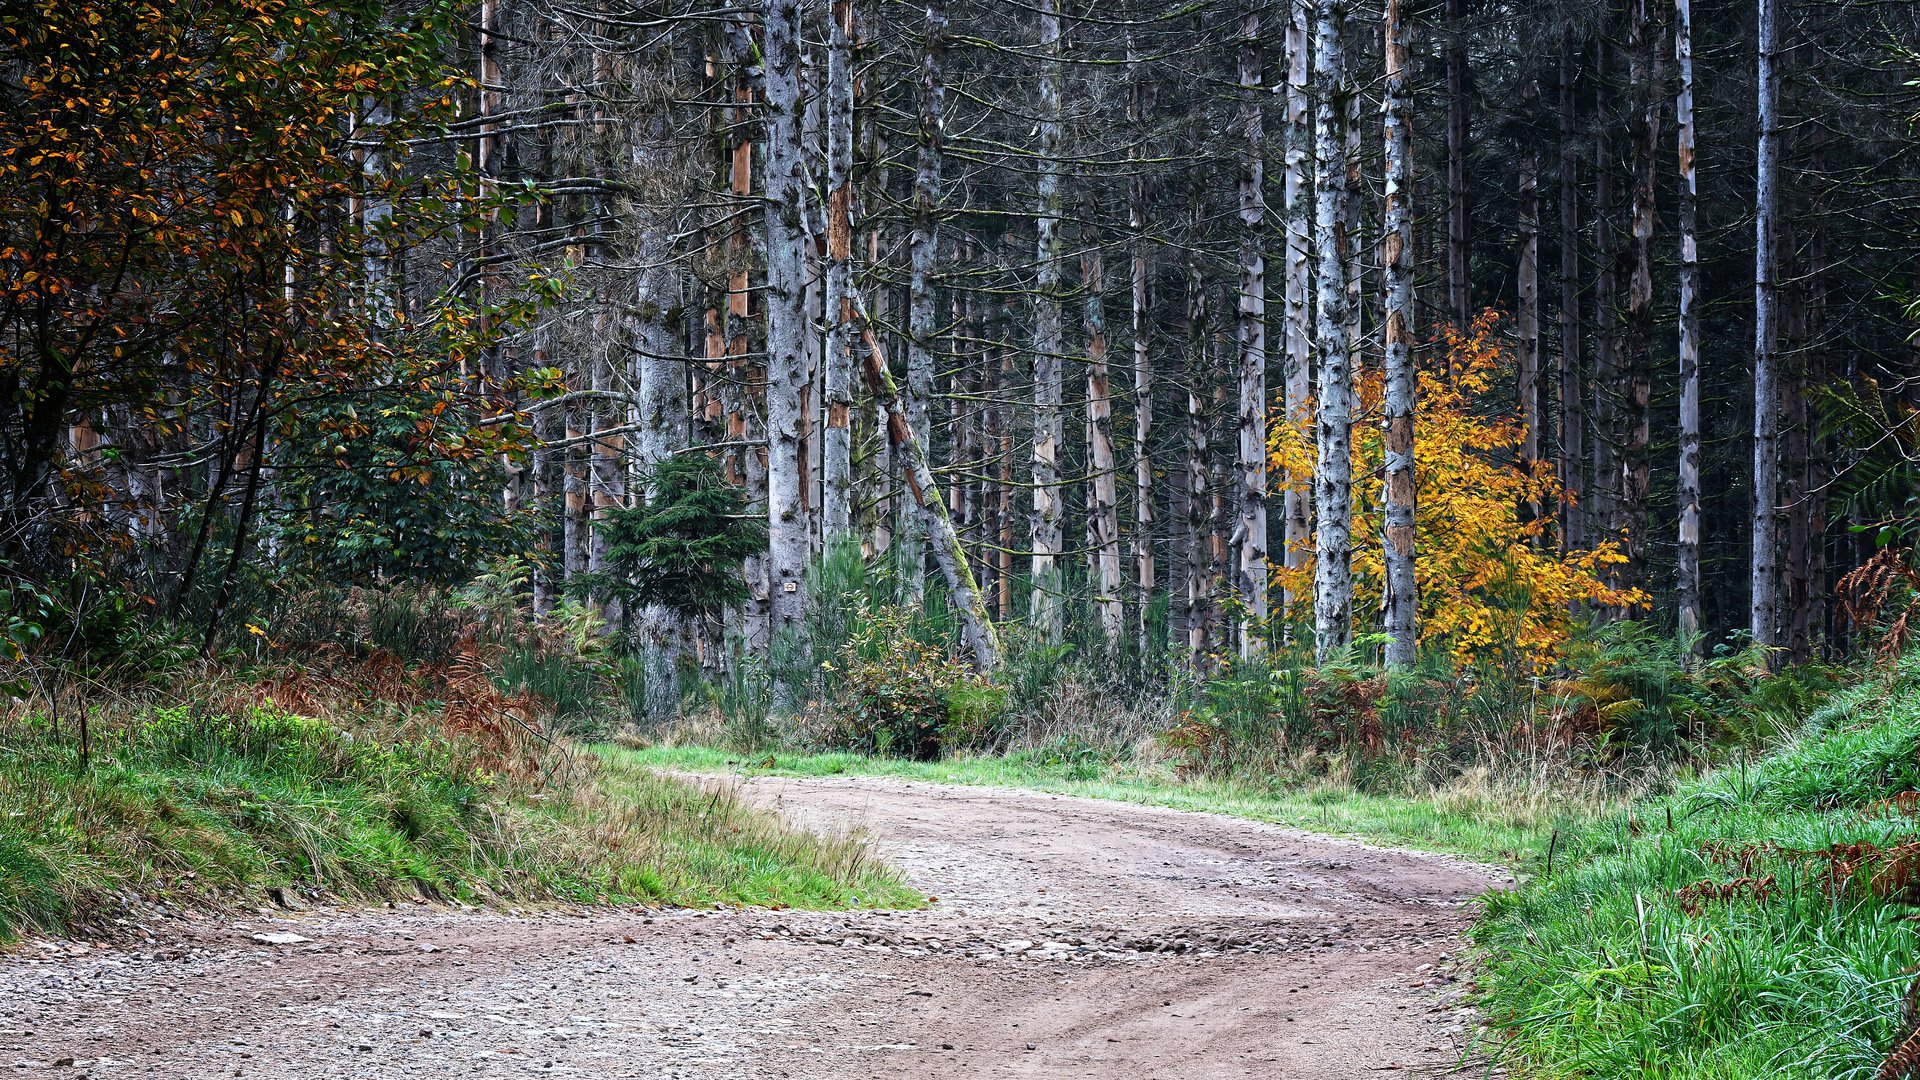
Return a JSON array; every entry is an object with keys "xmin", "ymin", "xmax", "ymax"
[{"xmin": 1269, "ymin": 311, "xmax": 1647, "ymax": 669}]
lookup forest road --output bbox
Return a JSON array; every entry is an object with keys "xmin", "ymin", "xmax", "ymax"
[{"xmin": 11, "ymin": 773, "xmax": 1507, "ymax": 1079}]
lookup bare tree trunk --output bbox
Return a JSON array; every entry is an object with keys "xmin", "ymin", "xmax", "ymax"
[
  {"xmin": 1517, "ymin": 83, "xmax": 1541, "ymax": 475},
  {"xmin": 1590, "ymin": 36, "xmax": 1618, "ymax": 555},
  {"xmin": 1235, "ymin": 0, "xmax": 1269, "ymax": 659},
  {"xmin": 821, "ymin": 0, "xmax": 857, "ymax": 544},
  {"xmin": 763, "ymin": 0, "xmax": 810, "ymax": 687},
  {"xmin": 1557, "ymin": 31, "xmax": 1585, "ymax": 554},
  {"xmin": 1312, "ymin": 0, "xmax": 1353, "ymax": 664},
  {"xmin": 1382, "ymin": 0, "xmax": 1417, "ymax": 669},
  {"xmin": 902, "ymin": 0, "xmax": 947, "ymax": 601},
  {"xmin": 1084, "ymin": 207, "xmax": 1124, "ymax": 644},
  {"xmin": 1445, "ymin": 0, "xmax": 1470, "ymax": 328},
  {"xmin": 1030, "ymin": 0, "xmax": 1066, "ymax": 642},
  {"xmin": 1675, "ymin": 0, "xmax": 1702, "ymax": 649},
  {"xmin": 564, "ymin": 387, "xmax": 590, "ymax": 585},
  {"xmin": 588, "ymin": 343, "xmax": 625, "ymax": 625},
  {"xmin": 1129, "ymin": 32, "xmax": 1156, "ymax": 657},
  {"xmin": 1752, "ymin": 0, "xmax": 1782, "ymax": 653},
  {"xmin": 635, "ymin": 236, "xmax": 688, "ymax": 720},
  {"xmin": 1282, "ymin": 0, "xmax": 1313, "ymax": 620},
  {"xmin": 850, "ymin": 303, "xmax": 999, "ymax": 671},
  {"xmin": 1613, "ymin": 0, "xmax": 1662, "ymax": 600},
  {"xmin": 1185, "ymin": 234, "xmax": 1212, "ymax": 668}
]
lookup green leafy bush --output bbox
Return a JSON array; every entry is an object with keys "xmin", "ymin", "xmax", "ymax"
[{"xmin": 823, "ymin": 601, "xmax": 990, "ymax": 760}]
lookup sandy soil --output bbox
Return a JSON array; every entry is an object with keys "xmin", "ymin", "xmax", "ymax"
[{"xmin": 6, "ymin": 774, "xmax": 1507, "ymax": 1078}]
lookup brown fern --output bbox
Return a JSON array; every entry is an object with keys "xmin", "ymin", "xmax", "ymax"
[
  {"xmin": 1880, "ymin": 970, "xmax": 1920, "ymax": 1080},
  {"xmin": 1840, "ymin": 546, "xmax": 1920, "ymax": 659}
]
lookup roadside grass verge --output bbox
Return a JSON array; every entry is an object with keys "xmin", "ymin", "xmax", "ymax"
[
  {"xmin": 609, "ymin": 742, "xmax": 1620, "ymax": 869},
  {"xmin": 1472, "ymin": 653, "xmax": 1920, "ymax": 1078},
  {"xmin": 0, "ymin": 705, "xmax": 914, "ymax": 941}
]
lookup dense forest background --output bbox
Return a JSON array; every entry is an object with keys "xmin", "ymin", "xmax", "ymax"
[{"xmin": 5, "ymin": 0, "xmax": 1920, "ymax": 740}]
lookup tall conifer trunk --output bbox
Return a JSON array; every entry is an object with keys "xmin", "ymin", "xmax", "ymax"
[
  {"xmin": 1752, "ymin": 0, "xmax": 1782, "ymax": 653},
  {"xmin": 1030, "ymin": 0, "xmax": 1066, "ymax": 642},
  {"xmin": 1311, "ymin": 0, "xmax": 1354, "ymax": 664},
  {"xmin": 1675, "ymin": 0, "xmax": 1703, "ymax": 648},
  {"xmin": 1381, "ymin": 0, "xmax": 1417, "ymax": 668},
  {"xmin": 1235, "ymin": 0, "xmax": 1269, "ymax": 658},
  {"xmin": 821, "ymin": 0, "xmax": 857, "ymax": 544},
  {"xmin": 762, "ymin": 0, "xmax": 810, "ymax": 687},
  {"xmin": 1282, "ymin": 0, "xmax": 1314, "ymax": 618}
]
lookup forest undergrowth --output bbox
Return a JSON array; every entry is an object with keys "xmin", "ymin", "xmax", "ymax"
[{"xmin": 0, "ymin": 582, "xmax": 912, "ymax": 942}]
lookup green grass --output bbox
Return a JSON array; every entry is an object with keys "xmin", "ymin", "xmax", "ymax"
[
  {"xmin": 0, "ymin": 703, "xmax": 914, "ymax": 940},
  {"xmin": 1472, "ymin": 653, "xmax": 1920, "ymax": 1079},
  {"xmin": 611, "ymin": 742, "xmax": 1606, "ymax": 869}
]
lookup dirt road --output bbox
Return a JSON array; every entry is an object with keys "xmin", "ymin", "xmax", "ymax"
[{"xmin": 8, "ymin": 774, "xmax": 1504, "ymax": 1078}]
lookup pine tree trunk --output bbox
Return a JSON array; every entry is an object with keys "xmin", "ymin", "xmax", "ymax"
[
  {"xmin": 1590, "ymin": 36, "xmax": 1619, "ymax": 555},
  {"xmin": 1185, "ymin": 236, "xmax": 1212, "ymax": 668},
  {"xmin": 1675, "ymin": 0, "xmax": 1703, "ymax": 649},
  {"xmin": 1129, "ymin": 33, "xmax": 1156, "ymax": 657},
  {"xmin": 1235, "ymin": 0, "xmax": 1269, "ymax": 659},
  {"xmin": 1030, "ymin": 0, "xmax": 1066, "ymax": 642},
  {"xmin": 1084, "ymin": 207, "xmax": 1124, "ymax": 644},
  {"xmin": 763, "ymin": 0, "xmax": 810, "ymax": 684},
  {"xmin": 1557, "ymin": 31, "xmax": 1585, "ymax": 554},
  {"xmin": 1752, "ymin": 0, "xmax": 1782, "ymax": 653},
  {"xmin": 1445, "ymin": 0, "xmax": 1471, "ymax": 328},
  {"xmin": 1311, "ymin": 0, "xmax": 1353, "ymax": 664},
  {"xmin": 902, "ymin": 0, "xmax": 946, "ymax": 601},
  {"xmin": 1517, "ymin": 83, "xmax": 1541, "ymax": 476},
  {"xmin": 588, "ymin": 345, "xmax": 625, "ymax": 626},
  {"xmin": 850, "ymin": 303, "xmax": 999, "ymax": 671},
  {"xmin": 1613, "ymin": 0, "xmax": 1661, "ymax": 599},
  {"xmin": 1382, "ymin": 0, "xmax": 1417, "ymax": 669},
  {"xmin": 821, "ymin": 0, "xmax": 857, "ymax": 544},
  {"xmin": 635, "ymin": 237, "xmax": 688, "ymax": 720},
  {"xmin": 1282, "ymin": 0, "xmax": 1313, "ymax": 617}
]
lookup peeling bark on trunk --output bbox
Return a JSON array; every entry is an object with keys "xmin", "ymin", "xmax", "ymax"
[{"xmin": 821, "ymin": 0, "xmax": 857, "ymax": 544}]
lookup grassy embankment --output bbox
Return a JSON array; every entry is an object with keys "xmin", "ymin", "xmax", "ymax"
[
  {"xmin": 0, "ymin": 704, "xmax": 915, "ymax": 941},
  {"xmin": 1471, "ymin": 652, "xmax": 1920, "ymax": 1078}
]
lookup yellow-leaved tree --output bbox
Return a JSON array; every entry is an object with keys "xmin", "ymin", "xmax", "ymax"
[{"xmin": 1270, "ymin": 312, "xmax": 1646, "ymax": 669}]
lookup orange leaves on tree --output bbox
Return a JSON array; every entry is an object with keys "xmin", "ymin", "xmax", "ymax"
[{"xmin": 1270, "ymin": 311, "xmax": 1647, "ymax": 669}]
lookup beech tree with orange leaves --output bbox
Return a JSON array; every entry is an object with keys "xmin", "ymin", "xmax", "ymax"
[{"xmin": 1272, "ymin": 312, "xmax": 1647, "ymax": 670}]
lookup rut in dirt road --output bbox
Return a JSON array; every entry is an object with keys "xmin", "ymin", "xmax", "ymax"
[{"xmin": 8, "ymin": 775, "xmax": 1507, "ymax": 1079}]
